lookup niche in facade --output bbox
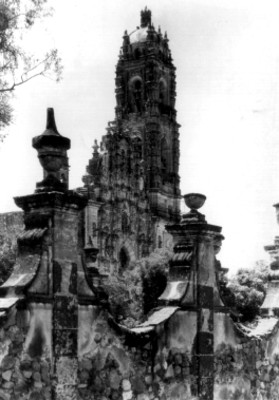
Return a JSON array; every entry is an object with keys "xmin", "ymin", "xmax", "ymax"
[
  {"xmin": 158, "ymin": 78, "xmax": 169, "ymax": 114},
  {"xmin": 129, "ymin": 77, "xmax": 144, "ymax": 113}
]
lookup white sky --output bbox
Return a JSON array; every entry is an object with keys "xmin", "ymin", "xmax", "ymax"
[{"xmin": 1, "ymin": 0, "xmax": 279, "ymax": 273}]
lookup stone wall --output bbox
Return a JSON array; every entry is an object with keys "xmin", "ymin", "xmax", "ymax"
[
  {"xmin": 0, "ymin": 306, "xmax": 52, "ymax": 400},
  {"xmin": 214, "ymin": 319, "xmax": 279, "ymax": 400},
  {"xmin": 0, "ymin": 212, "xmax": 24, "ymax": 245},
  {"xmin": 3, "ymin": 302, "xmax": 279, "ymax": 400},
  {"xmin": 3, "ymin": 203, "xmax": 279, "ymax": 400},
  {"xmin": 75, "ymin": 309, "xmax": 279, "ymax": 400},
  {"xmin": 2, "ymin": 107, "xmax": 279, "ymax": 399},
  {"xmin": 77, "ymin": 308, "xmax": 196, "ymax": 400}
]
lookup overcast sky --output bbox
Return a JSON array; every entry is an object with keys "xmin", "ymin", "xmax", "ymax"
[{"xmin": 1, "ymin": 0, "xmax": 279, "ymax": 273}]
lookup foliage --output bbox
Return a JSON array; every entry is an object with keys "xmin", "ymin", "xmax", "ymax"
[
  {"xmin": 224, "ymin": 261, "xmax": 269, "ymax": 322},
  {"xmin": 0, "ymin": 233, "xmax": 16, "ymax": 285},
  {"xmin": 104, "ymin": 249, "xmax": 171, "ymax": 328},
  {"xmin": 0, "ymin": 0, "xmax": 62, "ymax": 132}
]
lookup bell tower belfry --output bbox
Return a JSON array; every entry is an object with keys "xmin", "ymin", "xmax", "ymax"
[
  {"xmin": 82, "ymin": 9, "xmax": 181, "ymax": 274},
  {"xmin": 115, "ymin": 8, "xmax": 181, "ymax": 220}
]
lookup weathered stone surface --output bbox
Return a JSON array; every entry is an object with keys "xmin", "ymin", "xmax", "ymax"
[
  {"xmin": 122, "ymin": 379, "xmax": 131, "ymax": 391},
  {"xmin": 23, "ymin": 370, "xmax": 33, "ymax": 379},
  {"xmin": 123, "ymin": 390, "xmax": 133, "ymax": 400},
  {"xmin": 2, "ymin": 369, "xmax": 12, "ymax": 381},
  {"xmin": 1, "ymin": 355, "xmax": 15, "ymax": 370},
  {"xmin": 109, "ymin": 369, "xmax": 121, "ymax": 390}
]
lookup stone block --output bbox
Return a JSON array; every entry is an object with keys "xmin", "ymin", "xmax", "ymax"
[
  {"xmin": 2, "ymin": 370, "xmax": 12, "ymax": 381},
  {"xmin": 23, "ymin": 370, "xmax": 33, "ymax": 379},
  {"xmin": 122, "ymin": 379, "xmax": 131, "ymax": 391},
  {"xmin": 1, "ymin": 355, "xmax": 15, "ymax": 370},
  {"xmin": 109, "ymin": 369, "xmax": 121, "ymax": 390},
  {"xmin": 123, "ymin": 390, "xmax": 133, "ymax": 400}
]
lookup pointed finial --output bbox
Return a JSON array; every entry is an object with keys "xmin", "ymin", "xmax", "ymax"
[
  {"xmin": 158, "ymin": 25, "xmax": 161, "ymax": 34},
  {"xmin": 123, "ymin": 29, "xmax": 130, "ymax": 46},
  {"xmin": 45, "ymin": 107, "xmax": 59, "ymax": 135},
  {"xmin": 32, "ymin": 108, "xmax": 71, "ymax": 193},
  {"xmin": 140, "ymin": 7, "xmax": 151, "ymax": 28},
  {"xmin": 93, "ymin": 139, "xmax": 99, "ymax": 155}
]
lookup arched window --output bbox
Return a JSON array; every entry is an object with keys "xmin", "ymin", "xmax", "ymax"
[
  {"xmin": 134, "ymin": 48, "xmax": 141, "ymax": 60},
  {"xmin": 60, "ymin": 172, "xmax": 66, "ymax": 183},
  {"xmin": 129, "ymin": 77, "xmax": 144, "ymax": 113},
  {"xmin": 119, "ymin": 247, "xmax": 129, "ymax": 270},
  {"xmin": 158, "ymin": 235, "xmax": 162, "ymax": 249},
  {"xmin": 159, "ymin": 79, "xmax": 168, "ymax": 114},
  {"xmin": 133, "ymin": 80, "xmax": 143, "ymax": 112},
  {"xmin": 159, "ymin": 80, "xmax": 167, "ymax": 102}
]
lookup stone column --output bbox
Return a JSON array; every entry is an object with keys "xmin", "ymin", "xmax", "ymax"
[
  {"xmin": 15, "ymin": 109, "xmax": 88, "ymax": 400},
  {"xmin": 164, "ymin": 194, "xmax": 224, "ymax": 400},
  {"xmin": 51, "ymin": 194, "xmax": 86, "ymax": 400},
  {"xmin": 194, "ymin": 231, "xmax": 216, "ymax": 400},
  {"xmin": 16, "ymin": 192, "xmax": 87, "ymax": 400}
]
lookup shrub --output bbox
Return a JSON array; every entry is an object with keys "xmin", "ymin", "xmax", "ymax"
[{"xmin": 104, "ymin": 249, "xmax": 171, "ymax": 327}]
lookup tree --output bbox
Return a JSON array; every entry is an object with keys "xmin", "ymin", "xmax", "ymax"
[
  {"xmin": 0, "ymin": 0, "xmax": 62, "ymax": 134},
  {"xmin": 224, "ymin": 261, "xmax": 269, "ymax": 321},
  {"xmin": 104, "ymin": 249, "xmax": 171, "ymax": 328}
]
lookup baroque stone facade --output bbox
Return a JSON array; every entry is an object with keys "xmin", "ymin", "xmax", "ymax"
[
  {"xmin": 80, "ymin": 8, "xmax": 181, "ymax": 275},
  {"xmin": 3, "ymin": 8, "xmax": 279, "ymax": 400},
  {"xmin": 2, "ymin": 122, "xmax": 279, "ymax": 400}
]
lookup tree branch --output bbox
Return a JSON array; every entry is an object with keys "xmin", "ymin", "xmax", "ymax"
[
  {"xmin": 0, "ymin": 50, "xmax": 58, "ymax": 92},
  {"xmin": 0, "ymin": 70, "xmax": 45, "ymax": 92}
]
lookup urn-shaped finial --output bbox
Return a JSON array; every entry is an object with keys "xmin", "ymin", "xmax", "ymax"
[
  {"xmin": 182, "ymin": 193, "xmax": 207, "ymax": 224},
  {"xmin": 184, "ymin": 193, "xmax": 206, "ymax": 211}
]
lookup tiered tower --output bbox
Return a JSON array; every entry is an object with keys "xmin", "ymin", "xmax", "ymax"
[{"xmin": 81, "ymin": 9, "xmax": 181, "ymax": 274}]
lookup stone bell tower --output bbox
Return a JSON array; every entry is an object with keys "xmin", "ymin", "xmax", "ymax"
[
  {"xmin": 115, "ymin": 7, "xmax": 180, "ymax": 216},
  {"xmin": 82, "ymin": 9, "xmax": 181, "ymax": 274}
]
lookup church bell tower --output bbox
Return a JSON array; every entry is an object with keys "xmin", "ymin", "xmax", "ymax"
[
  {"xmin": 82, "ymin": 9, "xmax": 181, "ymax": 274},
  {"xmin": 115, "ymin": 8, "xmax": 180, "ymax": 218}
]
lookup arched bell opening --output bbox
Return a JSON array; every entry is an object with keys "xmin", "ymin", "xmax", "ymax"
[{"xmin": 128, "ymin": 76, "xmax": 144, "ymax": 113}]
